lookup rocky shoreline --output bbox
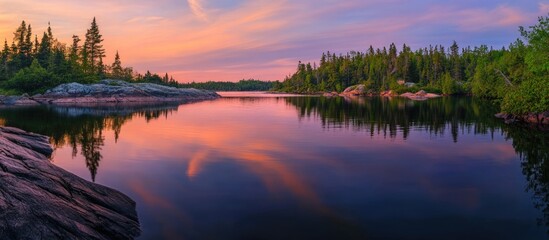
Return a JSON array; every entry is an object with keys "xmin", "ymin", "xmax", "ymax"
[
  {"xmin": 0, "ymin": 126, "xmax": 140, "ymax": 239},
  {"xmin": 0, "ymin": 79, "xmax": 220, "ymax": 106},
  {"xmin": 322, "ymin": 84, "xmax": 441, "ymax": 100}
]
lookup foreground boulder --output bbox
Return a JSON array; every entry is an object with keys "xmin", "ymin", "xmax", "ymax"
[{"xmin": 0, "ymin": 127, "xmax": 140, "ymax": 239}]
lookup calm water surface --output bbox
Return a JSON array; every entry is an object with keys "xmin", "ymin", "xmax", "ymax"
[{"xmin": 1, "ymin": 93, "xmax": 548, "ymax": 240}]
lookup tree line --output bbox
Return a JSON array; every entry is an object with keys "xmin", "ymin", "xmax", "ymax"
[
  {"xmin": 275, "ymin": 14, "xmax": 549, "ymax": 115},
  {"xmin": 0, "ymin": 18, "xmax": 180, "ymax": 94},
  {"xmin": 178, "ymin": 79, "xmax": 278, "ymax": 91}
]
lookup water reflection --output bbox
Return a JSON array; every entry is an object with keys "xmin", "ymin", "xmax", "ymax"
[
  {"xmin": 286, "ymin": 96, "xmax": 502, "ymax": 141},
  {"xmin": 0, "ymin": 103, "xmax": 177, "ymax": 181},
  {"xmin": 0, "ymin": 97, "xmax": 547, "ymax": 239},
  {"xmin": 504, "ymin": 126, "xmax": 549, "ymax": 233}
]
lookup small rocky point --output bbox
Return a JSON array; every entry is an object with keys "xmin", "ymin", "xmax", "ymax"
[
  {"xmin": 0, "ymin": 79, "xmax": 220, "ymax": 105},
  {"xmin": 323, "ymin": 84, "xmax": 440, "ymax": 100},
  {"xmin": 400, "ymin": 90, "xmax": 441, "ymax": 100},
  {"xmin": 0, "ymin": 127, "xmax": 140, "ymax": 239},
  {"xmin": 340, "ymin": 85, "xmax": 368, "ymax": 96}
]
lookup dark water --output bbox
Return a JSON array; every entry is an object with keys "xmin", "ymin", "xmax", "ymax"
[{"xmin": 1, "ymin": 94, "xmax": 548, "ymax": 240}]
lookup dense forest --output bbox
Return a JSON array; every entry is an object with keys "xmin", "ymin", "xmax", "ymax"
[
  {"xmin": 178, "ymin": 79, "xmax": 277, "ymax": 91},
  {"xmin": 275, "ymin": 14, "xmax": 549, "ymax": 115},
  {"xmin": 0, "ymin": 18, "xmax": 180, "ymax": 95}
]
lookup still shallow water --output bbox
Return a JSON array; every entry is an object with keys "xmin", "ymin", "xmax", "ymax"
[{"xmin": 1, "ymin": 93, "xmax": 548, "ymax": 240}]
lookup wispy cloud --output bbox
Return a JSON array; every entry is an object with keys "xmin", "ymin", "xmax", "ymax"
[
  {"xmin": 540, "ymin": 2, "xmax": 549, "ymax": 13},
  {"xmin": 0, "ymin": 0, "xmax": 544, "ymax": 82},
  {"xmin": 187, "ymin": 0, "xmax": 208, "ymax": 21}
]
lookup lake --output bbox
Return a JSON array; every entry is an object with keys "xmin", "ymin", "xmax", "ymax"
[{"xmin": 1, "ymin": 93, "xmax": 548, "ymax": 240}]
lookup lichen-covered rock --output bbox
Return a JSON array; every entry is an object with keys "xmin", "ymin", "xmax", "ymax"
[
  {"xmin": 0, "ymin": 127, "xmax": 140, "ymax": 239},
  {"xmin": 340, "ymin": 84, "xmax": 367, "ymax": 96},
  {"xmin": 0, "ymin": 95, "xmax": 40, "ymax": 105},
  {"xmin": 34, "ymin": 79, "xmax": 220, "ymax": 104}
]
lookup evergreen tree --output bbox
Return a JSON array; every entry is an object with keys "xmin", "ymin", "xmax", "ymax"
[
  {"xmin": 13, "ymin": 21, "xmax": 33, "ymax": 68},
  {"xmin": 33, "ymin": 35, "xmax": 39, "ymax": 55},
  {"xmin": 97, "ymin": 56, "xmax": 106, "ymax": 79},
  {"xmin": 84, "ymin": 17, "xmax": 105, "ymax": 74},
  {"xmin": 69, "ymin": 35, "xmax": 80, "ymax": 65},
  {"xmin": 450, "ymin": 41, "xmax": 462, "ymax": 82},
  {"xmin": 37, "ymin": 31, "xmax": 52, "ymax": 68},
  {"xmin": 0, "ymin": 40, "xmax": 10, "ymax": 80},
  {"xmin": 110, "ymin": 51, "xmax": 123, "ymax": 79}
]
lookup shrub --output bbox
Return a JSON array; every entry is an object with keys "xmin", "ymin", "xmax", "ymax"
[
  {"xmin": 501, "ymin": 77, "xmax": 549, "ymax": 114},
  {"xmin": 3, "ymin": 60, "xmax": 57, "ymax": 94}
]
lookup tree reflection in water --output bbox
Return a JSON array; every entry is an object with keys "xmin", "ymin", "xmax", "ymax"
[
  {"xmin": 0, "ymin": 97, "xmax": 547, "ymax": 235},
  {"xmin": 0, "ymin": 103, "xmax": 177, "ymax": 181},
  {"xmin": 503, "ymin": 126, "xmax": 549, "ymax": 233},
  {"xmin": 285, "ymin": 96, "xmax": 549, "ymax": 235},
  {"xmin": 285, "ymin": 96, "xmax": 502, "ymax": 141}
]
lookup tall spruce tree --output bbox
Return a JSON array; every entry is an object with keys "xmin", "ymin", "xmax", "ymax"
[
  {"xmin": 37, "ymin": 31, "xmax": 52, "ymax": 68},
  {"xmin": 69, "ymin": 35, "xmax": 80, "ymax": 65},
  {"xmin": 0, "ymin": 40, "xmax": 10, "ymax": 80},
  {"xmin": 450, "ymin": 41, "xmax": 462, "ymax": 82},
  {"xmin": 110, "ymin": 51, "xmax": 123, "ymax": 79},
  {"xmin": 84, "ymin": 17, "xmax": 105, "ymax": 74},
  {"xmin": 13, "ymin": 21, "xmax": 33, "ymax": 68}
]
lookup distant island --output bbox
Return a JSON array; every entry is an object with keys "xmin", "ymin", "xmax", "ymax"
[{"xmin": 274, "ymin": 14, "xmax": 549, "ymax": 125}]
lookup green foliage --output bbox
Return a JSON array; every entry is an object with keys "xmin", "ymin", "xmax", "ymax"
[
  {"xmin": 275, "ymin": 42, "xmax": 504, "ymax": 95},
  {"xmin": 275, "ymin": 14, "xmax": 549, "ymax": 117},
  {"xmin": 520, "ymin": 15, "xmax": 549, "ymax": 76},
  {"xmin": 3, "ymin": 59, "xmax": 55, "ymax": 94},
  {"xmin": 501, "ymin": 77, "xmax": 549, "ymax": 114},
  {"xmin": 500, "ymin": 14, "xmax": 549, "ymax": 114},
  {"xmin": 0, "ymin": 18, "xmax": 182, "ymax": 95},
  {"xmin": 0, "ymin": 88, "xmax": 19, "ymax": 95},
  {"xmin": 441, "ymin": 72, "xmax": 456, "ymax": 95}
]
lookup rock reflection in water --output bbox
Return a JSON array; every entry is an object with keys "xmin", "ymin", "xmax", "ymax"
[
  {"xmin": 0, "ymin": 96, "xmax": 548, "ymax": 239},
  {"xmin": 0, "ymin": 103, "xmax": 178, "ymax": 181}
]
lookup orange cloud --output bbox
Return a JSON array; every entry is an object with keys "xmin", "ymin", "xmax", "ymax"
[{"xmin": 0, "ymin": 0, "xmax": 543, "ymax": 82}]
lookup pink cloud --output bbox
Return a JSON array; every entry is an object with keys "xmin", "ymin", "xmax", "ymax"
[{"xmin": 0, "ymin": 0, "xmax": 544, "ymax": 82}]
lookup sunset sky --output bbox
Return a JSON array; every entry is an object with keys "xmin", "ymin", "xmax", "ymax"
[{"xmin": 0, "ymin": 0, "xmax": 547, "ymax": 82}]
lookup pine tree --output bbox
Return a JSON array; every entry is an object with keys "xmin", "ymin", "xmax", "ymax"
[
  {"xmin": 97, "ymin": 56, "xmax": 105, "ymax": 79},
  {"xmin": 84, "ymin": 17, "xmax": 105, "ymax": 74},
  {"xmin": 69, "ymin": 35, "xmax": 80, "ymax": 65},
  {"xmin": 37, "ymin": 31, "xmax": 52, "ymax": 68},
  {"xmin": 33, "ymin": 35, "xmax": 39, "ymax": 55},
  {"xmin": 13, "ymin": 21, "xmax": 33, "ymax": 68},
  {"xmin": 110, "ymin": 51, "xmax": 123, "ymax": 79},
  {"xmin": 450, "ymin": 41, "xmax": 462, "ymax": 82},
  {"xmin": 163, "ymin": 73, "xmax": 169, "ymax": 83},
  {"xmin": 0, "ymin": 40, "xmax": 10, "ymax": 80}
]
